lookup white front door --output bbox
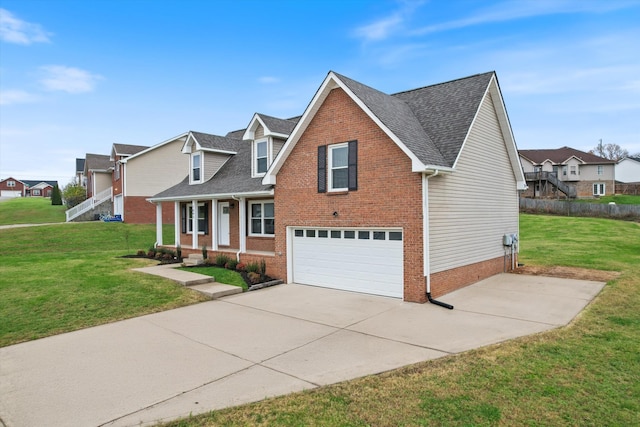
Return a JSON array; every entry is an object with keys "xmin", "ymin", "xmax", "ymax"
[
  {"xmin": 217, "ymin": 202, "xmax": 230, "ymax": 246},
  {"xmin": 114, "ymin": 195, "xmax": 123, "ymax": 217}
]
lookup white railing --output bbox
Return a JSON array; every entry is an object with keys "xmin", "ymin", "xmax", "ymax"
[{"xmin": 65, "ymin": 187, "xmax": 113, "ymax": 222}]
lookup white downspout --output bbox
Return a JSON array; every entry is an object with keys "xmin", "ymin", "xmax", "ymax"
[
  {"xmin": 232, "ymin": 195, "xmax": 246, "ymax": 261},
  {"xmin": 174, "ymin": 202, "xmax": 180, "ymax": 247},
  {"xmin": 191, "ymin": 200, "xmax": 198, "ymax": 249}
]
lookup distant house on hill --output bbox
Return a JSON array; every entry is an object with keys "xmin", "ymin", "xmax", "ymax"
[
  {"xmin": 519, "ymin": 146, "xmax": 615, "ymax": 198},
  {"xmin": 616, "ymin": 156, "xmax": 640, "ymax": 184},
  {"xmin": 0, "ymin": 177, "xmax": 59, "ymax": 197}
]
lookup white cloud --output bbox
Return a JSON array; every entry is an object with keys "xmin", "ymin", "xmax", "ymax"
[
  {"xmin": 353, "ymin": 0, "xmax": 425, "ymax": 41},
  {"xmin": 258, "ymin": 76, "xmax": 280, "ymax": 84},
  {"xmin": 0, "ymin": 8, "xmax": 51, "ymax": 44},
  {"xmin": 0, "ymin": 89, "xmax": 38, "ymax": 105},
  {"xmin": 39, "ymin": 66, "xmax": 103, "ymax": 93}
]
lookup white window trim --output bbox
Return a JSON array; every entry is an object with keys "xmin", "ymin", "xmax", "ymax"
[
  {"xmin": 597, "ymin": 165, "xmax": 604, "ymax": 175},
  {"xmin": 187, "ymin": 202, "xmax": 207, "ymax": 234},
  {"xmin": 248, "ymin": 199, "xmax": 275, "ymax": 237},
  {"xmin": 593, "ymin": 183, "xmax": 606, "ymax": 196},
  {"xmin": 7, "ymin": 180, "xmax": 15, "ymax": 187},
  {"xmin": 252, "ymin": 138, "xmax": 270, "ymax": 178},
  {"xmin": 190, "ymin": 152, "xmax": 203, "ymax": 184},
  {"xmin": 328, "ymin": 142, "xmax": 349, "ymax": 192}
]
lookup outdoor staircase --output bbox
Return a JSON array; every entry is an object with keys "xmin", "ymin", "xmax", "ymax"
[
  {"xmin": 65, "ymin": 187, "xmax": 113, "ymax": 222},
  {"xmin": 182, "ymin": 253, "xmax": 205, "ymax": 266},
  {"xmin": 524, "ymin": 172, "xmax": 576, "ymax": 198}
]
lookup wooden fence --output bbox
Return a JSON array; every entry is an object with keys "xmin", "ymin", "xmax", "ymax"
[{"xmin": 520, "ymin": 198, "xmax": 640, "ymax": 220}]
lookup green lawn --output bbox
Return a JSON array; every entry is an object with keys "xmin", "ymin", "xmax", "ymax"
[
  {"xmin": 161, "ymin": 214, "xmax": 640, "ymax": 427},
  {"xmin": 179, "ymin": 266, "xmax": 248, "ymax": 290},
  {"xmin": 0, "ymin": 222, "xmax": 206, "ymax": 347},
  {"xmin": 572, "ymin": 194, "xmax": 640, "ymax": 204},
  {"xmin": 0, "ymin": 197, "xmax": 67, "ymax": 225}
]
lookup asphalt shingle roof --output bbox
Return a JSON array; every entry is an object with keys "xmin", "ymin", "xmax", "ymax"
[
  {"xmin": 190, "ymin": 131, "xmax": 241, "ymax": 152},
  {"xmin": 22, "ymin": 180, "xmax": 58, "ymax": 187},
  {"xmin": 113, "ymin": 144, "xmax": 148, "ymax": 156},
  {"xmin": 257, "ymin": 114, "xmax": 299, "ymax": 136},
  {"xmin": 519, "ymin": 147, "xmax": 615, "ymax": 164},
  {"xmin": 85, "ymin": 153, "xmax": 111, "ymax": 171}
]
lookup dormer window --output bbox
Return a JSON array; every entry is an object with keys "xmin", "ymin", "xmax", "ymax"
[
  {"xmin": 191, "ymin": 152, "xmax": 202, "ymax": 183},
  {"xmin": 252, "ymin": 138, "xmax": 270, "ymax": 177}
]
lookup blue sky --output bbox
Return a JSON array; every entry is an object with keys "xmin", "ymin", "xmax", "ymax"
[{"xmin": 1, "ymin": 0, "xmax": 639, "ymax": 186}]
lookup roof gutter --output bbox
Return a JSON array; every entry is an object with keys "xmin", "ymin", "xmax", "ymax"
[{"xmin": 146, "ymin": 189, "xmax": 274, "ymax": 204}]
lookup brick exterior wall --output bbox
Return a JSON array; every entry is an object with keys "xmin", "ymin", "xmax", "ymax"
[
  {"xmin": 124, "ymin": 197, "xmax": 175, "ymax": 224},
  {"xmin": 429, "ymin": 255, "xmax": 516, "ymax": 298},
  {"xmin": 272, "ymin": 88, "xmax": 427, "ymax": 303},
  {"xmin": 575, "ymin": 180, "xmax": 616, "ymax": 198}
]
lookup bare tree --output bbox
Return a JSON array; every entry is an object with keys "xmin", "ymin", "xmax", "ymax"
[{"xmin": 590, "ymin": 140, "xmax": 629, "ymax": 161}]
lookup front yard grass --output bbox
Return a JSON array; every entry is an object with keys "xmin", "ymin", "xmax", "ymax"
[
  {"xmin": 178, "ymin": 266, "xmax": 248, "ymax": 291},
  {"xmin": 0, "ymin": 196, "xmax": 66, "ymax": 225},
  {"xmin": 161, "ymin": 214, "xmax": 640, "ymax": 426},
  {"xmin": 0, "ymin": 222, "xmax": 206, "ymax": 347}
]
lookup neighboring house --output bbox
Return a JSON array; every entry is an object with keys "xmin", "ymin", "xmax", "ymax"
[
  {"xmin": 110, "ymin": 143, "xmax": 149, "ymax": 221},
  {"xmin": 0, "ymin": 177, "xmax": 58, "ymax": 197},
  {"xmin": 615, "ymin": 156, "xmax": 640, "ymax": 183},
  {"xmin": 149, "ymin": 71, "xmax": 525, "ymax": 303},
  {"xmin": 115, "ymin": 135, "xmax": 191, "ymax": 223},
  {"xmin": 0, "ymin": 177, "xmax": 27, "ymax": 197},
  {"xmin": 519, "ymin": 147, "xmax": 615, "ymax": 198},
  {"xmin": 75, "ymin": 158, "xmax": 87, "ymax": 187},
  {"xmin": 84, "ymin": 153, "xmax": 112, "ymax": 198}
]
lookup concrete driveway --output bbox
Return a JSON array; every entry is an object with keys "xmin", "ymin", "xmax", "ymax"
[{"xmin": 0, "ymin": 273, "xmax": 605, "ymax": 427}]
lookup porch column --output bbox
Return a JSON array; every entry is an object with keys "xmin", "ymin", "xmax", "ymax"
[
  {"xmin": 211, "ymin": 200, "xmax": 218, "ymax": 251},
  {"xmin": 238, "ymin": 197, "xmax": 246, "ymax": 253},
  {"xmin": 155, "ymin": 203, "xmax": 163, "ymax": 246},
  {"xmin": 174, "ymin": 202, "xmax": 180, "ymax": 246},
  {"xmin": 191, "ymin": 200, "xmax": 198, "ymax": 249}
]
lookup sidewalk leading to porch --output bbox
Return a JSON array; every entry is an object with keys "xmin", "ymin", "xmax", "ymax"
[{"xmin": 132, "ymin": 263, "xmax": 243, "ymax": 299}]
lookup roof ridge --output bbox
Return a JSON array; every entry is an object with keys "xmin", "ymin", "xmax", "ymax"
[{"xmin": 391, "ymin": 71, "xmax": 495, "ymax": 96}]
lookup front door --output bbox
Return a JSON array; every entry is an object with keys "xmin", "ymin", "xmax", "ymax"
[{"xmin": 217, "ymin": 202, "xmax": 230, "ymax": 246}]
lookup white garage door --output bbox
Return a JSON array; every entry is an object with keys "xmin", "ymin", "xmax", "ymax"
[
  {"xmin": 1, "ymin": 190, "xmax": 21, "ymax": 198},
  {"xmin": 291, "ymin": 228, "xmax": 403, "ymax": 298}
]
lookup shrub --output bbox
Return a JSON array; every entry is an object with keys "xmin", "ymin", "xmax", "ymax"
[
  {"xmin": 51, "ymin": 185, "xmax": 62, "ymax": 205},
  {"xmin": 245, "ymin": 262, "xmax": 260, "ymax": 274},
  {"xmin": 147, "ymin": 250, "xmax": 156, "ymax": 258},
  {"xmin": 176, "ymin": 244, "xmax": 182, "ymax": 260},
  {"xmin": 225, "ymin": 259, "xmax": 238, "ymax": 270},
  {"xmin": 247, "ymin": 272, "xmax": 261, "ymax": 284},
  {"xmin": 236, "ymin": 262, "xmax": 246, "ymax": 272},
  {"xmin": 162, "ymin": 253, "xmax": 173, "ymax": 260},
  {"xmin": 201, "ymin": 245, "xmax": 208, "ymax": 260},
  {"xmin": 214, "ymin": 254, "xmax": 231, "ymax": 266},
  {"xmin": 136, "ymin": 250, "xmax": 146, "ymax": 256},
  {"xmin": 155, "ymin": 252, "xmax": 163, "ymax": 260},
  {"xmin": 260, "ymin": 259, "xmax": 267, "ymax": 277}
]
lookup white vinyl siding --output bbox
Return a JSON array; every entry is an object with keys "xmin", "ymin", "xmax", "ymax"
[
  {"xmin": 428, "ymin": 92, "xmax": 519, "ymax": 274},
  {"xmin": 125, "ymin": 137, "xmax": 189, "ymax": 197}
]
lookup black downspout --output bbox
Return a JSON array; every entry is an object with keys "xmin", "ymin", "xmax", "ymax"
[{"xmin": 427, "ymin": 292, "xmax": 454, "ymax": 310}]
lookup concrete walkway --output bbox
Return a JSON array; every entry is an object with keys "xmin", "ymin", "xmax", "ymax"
[{"xmin": 0, "ymin": 274, "xmax": 605, "ymax": 427}]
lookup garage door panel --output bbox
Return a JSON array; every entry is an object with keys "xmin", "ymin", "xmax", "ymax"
[{"xmin": 291, "ymin": 228, "xmax": 403, "ymax": 298}]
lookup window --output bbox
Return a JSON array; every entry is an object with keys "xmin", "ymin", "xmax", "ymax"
[
  {"xmin": 250, "ymin": 200, "xmax": 274, "ymax": 236},
  {"xmin": 115, "ymin": 162, "xmax": 121, "ymax": 180},
  {"xmin": 306, "ymin": 229, "xmax": 315, "ymax": 237},
  {"xmin": 32, "ymin": 189, "xmax": 40, "ymax": 196},
  {"xmin": 562, "ymin": 166, "xmax": 567, "ymax": 176},
  {"xmin": 254, "ymin": 139, "xmax": 268, "ymax": 175},
  {"xmin": 191, "ymin": 153, "xmax": 202, "ymax": 183},
  {"xmin": 181, "ymin": 203, "xmax": 208, "ymax": 234},
  {"xmin": 344, "ymin": 230, "xmax": 355, "ymax": 239},
  {"xmin": 570, "ymin": 165, "xmax": 577, "ymax": 175},
  {"xmin": 389, "ymin": 232, "xmax": 403, "ymax": 241},
  {"xmin": 373, "ymin": 231, "xmax": 386, "ymax": 240},
  {"xmin": 318, "ymin": 141, "xmax": 357, "ymax": 193},
  {"xmin": 597, "ymin": 165, "xmax": 604, "ymax": 175},
  {"xmin": 318, "ymin": 230, "xmax": 328, "ymax": 238},
  {"xmin": 329, "ymin": 143, "xmax": 349, "ymax": 191},
  {"xmin": 358, "ymin": 231, "xmax": 370, "ymax": 239},
  {"xmin": 7, "ymin": 180, "xmax": 15, "ymax": 187},
  {"xmin": 593, "ymin": 183, "xmax": 605, "ymax": 196},
  {"xmin": 331, "ymin": 230, "xmax": 341, "ymax": 238},
  {"xmin": 294, "ymin": 229, "xmax": 303, "ymax": 237}
]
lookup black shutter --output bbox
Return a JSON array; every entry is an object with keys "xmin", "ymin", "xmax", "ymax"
[
  {"xmin": 181, "ymin": 204, "xmax": 186, "ymax": 234},
  {"xmin": 318, "ymin": 145, "xmax": 327, "ymax": 193},
  {"xmin": 203, "ymin": 202, "xmax": 209, "ymax": 235},
  {"xmin": 348, "ymin": 140, "xmax": 358, "ymax": 191}
]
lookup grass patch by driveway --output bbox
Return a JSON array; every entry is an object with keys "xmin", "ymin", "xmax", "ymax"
[
  {"xmin": 178, "ymin": 266, "xmax": 248, "ymax": 290},
  {"xmin": 0, "ymin": 222, "xmax": 206, "ymax": 347},
  {"xmin": 161, "ymin": 214, "xmax": 640, "ymax": 426},
  {"xmin": 0, "ymin": 197, "xmax": 66, "ymax": 225}
]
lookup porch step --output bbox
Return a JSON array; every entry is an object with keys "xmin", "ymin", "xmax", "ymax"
[
  {"xmin": 132, "ymin": 264, "xmax": 213, "ymax": 286},
  {"xmin": 183, "ymin": 253, "xmax": 204, "ymax": 266},
  {"xmin": 189, "ymin": 283, "xmax": 243, "ymax": 299}
]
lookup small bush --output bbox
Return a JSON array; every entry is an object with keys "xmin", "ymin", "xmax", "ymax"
[
  {"xmin": 201, "ymin": 245, "xmax": 208, "ymax": 260},
  {"xmin": 214, "ymin": 254, "xmax": 231, "ymax": 266},
  {"xmin": 260, "ymin": 259, "xmax": 267, "ymax": 277},
  {"xmin": 162, "ymin": 253, "xmax": 173, "ymax": 260},
  {"xmin": 236, "ymin": 262, "xmax": 246, "ymax": 271},
  {"xmin": 155, "ymin": 252, "xmax": 163, "ymax": 260},
  {"xmin": 245, "ymin": 262, "xmax": 260, "ymax": 274},
  {"xmin": 147, "ymin": 250, "xmax": 156, "ymax": 258},
  {"xmin": 176, "ymin": 244, "xmax": 182, "ymax": 260},
  {"xmin": 136, "ymin": 250, "xmax": 146, "ymax": 256},
  {"xmin": 247, "ymin": 272, "xmax": 261, "ymax": 284},
  {"xmin": 225, "ymin": 259, "xmax": 238, "ymax": 270}
]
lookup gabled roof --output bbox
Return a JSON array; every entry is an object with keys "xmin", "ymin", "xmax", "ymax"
[
  {"xmin": 84, "ymin": 153, "xmax": 112, "ymax": 172},
  {"xmin": 23, "ymin": 180, "xmax": 58, "ymax": 189},
  {"xmin": 242, "ymin": 113, "xmax": 299, "ymax": 140},
  {"xmin": 264, "ymin": 70, "xmax": 524, "ymax": 188},
  {"xmin": 518, "ymin": 147, "xmax": 615, "ymax": 165},
  {"xmin": 618, "ymin": 156, "xmax": 640, "ymax": 164},
  {"xmin": 182, "ymin": 131, "xmax": 239, "ymax": 154},
  {"xmin": 0, "ymin": 177, "xmax": 26, "ymax": 185},
  {"xmin": 75, "ymin": 158, "xmax": 85, "ymax": 173},
  {"xmin": 149, "ymin": 138, "xmax": 272, "ymax": 201},
  {"xmin": 111, "ymin": 144, "xmax": 149, "ymax": 161},
  {"xmin": 122, "ymin": 132, "xmax": 189, "ymax": 163}
]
